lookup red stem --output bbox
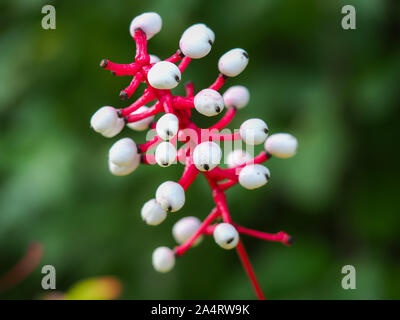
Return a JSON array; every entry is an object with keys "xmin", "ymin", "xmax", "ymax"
[
  {"xmin": 209, "ymin": 74, "xmax": 227, "ymax": 91},
  {"xmin": 210, "ymin": 108, "xmax": 237, "ymax": 130}
]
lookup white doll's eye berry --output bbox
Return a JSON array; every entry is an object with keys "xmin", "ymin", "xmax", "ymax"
[
  {"xmin": 218, "ymin": 48, "xmax": 249, "ymax": 77},
  {"xmin": 264, "ymin": 133, "xmax": 298, "ymax": 158},
  {"xmin": 108, "ymin": 138, "xmax": 138, "ymax": 167},
  {"xmin": 239, "ymin": 164, "xmax": 270, "ymax": 190},
  {"xmin": 213, "ymin": 223, "xmax": 239, "ymax": 250},
  {"xmin": 194, "ymin": 89, "xmax": 224, "ymax": 117},
  {"xmin": 90, "ymin": 106, "xmax": 124, "ymax": 138},
  {"xmin": 172, "ymin": 216, "xmax": 202, "ymax": 245},
  {"xmin": 147, "ymin": 61, "xmax": 181, "ymax": 90},
  {"xmin": 149, "ymin": 54, "xmax": 161, "ymax": 64},
  {"xmin": 156, "ymin": 181, "xmax": 185, "ymax": 212},
  {"xmin": 108, "ymin": 154, "xmax": 140, "ymax": 176},
  {"xmin": 129, "ymin": 12, "xmax": 162, "ymax": 40},
  {"xmin": 127, "ymin": 106, "xmax": 154, "ymax": 131},
  {"xmin": 240, "ymin": 118, "xmax": 269, "ymax": 145},
  {"xmin": 223, "ymin": 85, "xmax": 250, "ymax": 109},
  {"xmin": 152, "ymin": 246, "xmax": 175, "ymax": 273},
  {"xmin": 227, "ymin": 149, "xmax": 252, "ymax": 168},
  {"xmin": 155, "ymin": 141, "xmax": 177, "ymax": 167},
  {"xmin": 179, "ymin": 23, "xmax": 215, "ymax": 59},
  {"xmin": 141, "ymin": 199, "xmax": 167, "ymax": 226},
  {"xmin": 156, "ymin": 113, "xmax": 179, "ymax": 140},
  {"xmin": 193, "ymin": 141, "xmax": 222, "ymax": 172}
]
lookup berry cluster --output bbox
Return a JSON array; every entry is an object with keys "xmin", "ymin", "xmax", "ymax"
[{"xmin": 90, "ymin": 12, "xmax": 298, "ymax": 299}]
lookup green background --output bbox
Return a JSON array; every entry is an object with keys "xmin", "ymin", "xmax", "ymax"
[{"xmin": 0, "ymin": 0, "xmax": 399, "ymax": 299}]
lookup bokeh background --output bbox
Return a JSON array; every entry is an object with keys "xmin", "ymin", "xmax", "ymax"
[{"xmin": 0, "ymin": 0, "xmax": 399, "ymax": 299}]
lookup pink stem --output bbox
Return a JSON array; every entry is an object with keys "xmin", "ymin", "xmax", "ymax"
[
  {"xmin": 141, "ymin": 154, "xmax": 156, "ymax": 165},
  {"xmin": 165, "ymin": 50, "xmax": 184, "ymax": 63},
  {"xmin": 174, "ymin": 208, "xmax": 220, "ymax": 256},
  {"xmin": 218, "ymin": 179, "xmax": 237, "ymax": 190},
  {"xmin": 209, "ymin": 74, "xmax": 227, "ymax": 91},
  {"xmin": 185, "ymin": 82, "xmax": 194, "ymax": 97},
  {"xmin": 210, "ymin": 108, "xmax": 237, "ymax": 130},
  {"xmin": 178, "ymin": 57, "xmax": 191, "ymax": 73},
  {"xmin": 234, "ymin": 225, "xmax": 293, "ymax": 246},
  {"xmin": 173, "ymin": 96, "xmax": 194, "ymax": 109},
  {"xmin": 120, "ymin": 73, "xmax": 143, "ymax": 100},
  {"xmin": 120, "ymin": 89, "xmax": 156, "ymax": 116},
  {"xmin": 125, "ymin": 103, "xmax": 161, "ymax": 122},
  {"xmin": 100, "ymin": 60, "xmax": 139, "ymax": 76},
  {"xmin": 178, "ymin": 164, "xmax": 199, "ymax": 190},
  {"xmin": 134, "ymin": 29, "xmax": 150, "ymax": 65},
  {"xmin": 138, "ymin": 135, "xmax": 162, "ymax": 153}
]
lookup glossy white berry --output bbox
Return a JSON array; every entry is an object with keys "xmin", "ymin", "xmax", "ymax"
[
  {"xmin": 155, "ymin": 181, "xmax": 185, "ymax": 212},
  {"xmin": 193, "ymin": 141, "xmax": 222, "ymax": 172},
  {"xmin": 90, "ymin": 106, "xmax": 124, "ymax": 138},
  {"xmin": 223, "ymin": 86, "xmax": 250, "ymax": 109},
  {"xmin": 156, "ymin": 113, "xmax": 179, "ymax": 140},
  {"xmin": 179, "ymin": 23, "xmax": 215, "ymax": 59},
  {"xmin": 240, "ymin": 118, "xmax": 269, "ymax": 145},
  {"xmin": 172, "ymin": 216, "xmax": 202, "ymax": 245},
  {"xmin": 108, "ymin": 138, "xmax": 137, "ymax": 167},
  {"xmin": 152, "ymin": 246, "xmax": 175, "ymax": 273},
  {"xmin": 141, "ymin": 199, "xmax": 167, "ymax": 226},
  {"xmin": 126, "ymin": 106, "xmax": 154, "ymax": 131},
  {"xmin": 155, "ymin": 142, "xmax": 177, "ymax": 167},
  {"xmin": 149, "ymin": 54, "xmax": 161, "ymax": 64},
  {"xmin": 148, "ymin": 61, "xmax": 181, "ymax": 90},
  {"xmin": 264, "ymin": 133, "xmax": 298, "ymax": 158},
  {"xmin": 129, "ymin": 12, "xmax": 162, "ymax": 40},
  {"xmin": 108, "ymin": 154, "xmax": 140, "ymax": 176},
  {"xmin": 239, "ymin": 164, "xmax": 270, "ymax": 190},
  {"xmin": 193, "ymin": 89, "xmax": 224, "ymax": 117},
  {"xmin": 227, "ymin": 149, "xmax": 252, "ymax": 168},
  {"xmin": 218, "ymin": 48, "xmax": 249, "ymax": 77},
  {"xmin": 213, "ymin": 223, "xmax": 239, "ymax": 250}
]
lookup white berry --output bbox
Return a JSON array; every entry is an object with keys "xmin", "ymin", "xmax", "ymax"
[
  {"xmin": 149, "ymin": 54, "xmax": 161, "ymax": 64},
  {"xmin": 108, "ymin": 138, "xmax": 137, "ymax": 167},
  {"xmin": 240, "ymin": 118, "xmax": 269, "ymax": 145},
  {"xmin": 155, "ymin": 142, "xmax": 177, "ymax": 167},
  {"xmin": 264, "ymin": 133, "xmax": 298, "ymax": 158},
  {"xmin": 194, "ymin": 89, "xmax": 224, "ymax": 117},
  {"xmin": 179, "ymin": 24, "xmax": 215, "ymax": 59},
  {"xmin": 227, "ymin": 149, "xmax": 252, "ymax": 168},
  {"xmin": 141, "ymin": 199, "xmax": 167, "ymax": 226},
  {"xmin": 239, "ymin": 164, "xmax": 270, "ymax": 190},
  {"xmin": 156, "ymin": 113, "xmax": 179, "ymax": 140},
  {"xmin": 172, "ymin": 216, "xmax": 202, "ymax": 246},
  {"xmin": 193, "ymin": 141, "xmax": 222, "ymax": 172},
  {"xmin": 213, "ymin": 223, "xmax": 239, "ymax": 250},
  {"xmin": 90, "ymin": 106, "xmax": 124, "ymax": 138},
  {"xmin": 152, "ymin": 246, "xmax": 175, "ymax": 273},
  {"xmin": 129, "ymin": 12, "xmax": 162, "ymax": 40},
  {"xmin": 148, "ymin": 61, "xmax": 181, "ymax": 89},
  {"xmin": 108, "ymin": 154, "xmax": 140, "ymax": 176},
  {"xmin": 218, "ymin": 48, "xmax": 249, "ymax": 77},
  {"xmin": 223, "ymin": 86, "xmax": 250, "ymax": 109},
  {"xmin": 155, "ymin": 181, "xmax": 185, "ymax": 212},
  {"xmin": 127, "ymin": 106, "xmax": 154, "ymax": 131}
]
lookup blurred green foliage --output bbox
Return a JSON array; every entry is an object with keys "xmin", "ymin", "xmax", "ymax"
[{"xmin": 0, "ymin": 0, "xmax": 399, "ymax": 299}]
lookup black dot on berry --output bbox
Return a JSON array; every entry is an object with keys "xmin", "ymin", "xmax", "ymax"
[
  {"xmin": 175, "ymin": 75, "xmax": 180, "ymax": 82},
  {"xmin": 226, "ymin": 237, "xmax": 234, "ymax": 244},
  {"xmin": 166, "ymin": 130, "xmax": 172, "ymax": 137},
  {"xmin": 168, "ymin": 205, "xmax": 172, "ymax": 211},
  {"xmin": 263, "ymin": 128, "xmax": 269, "ymax": 134},
  {"xmin": 208, "ymin": 39, "xmax": 213, "ymax": 45},
  {"xmin": 204, "ymin": 164, "xmax": 209, "ymax": 171},
  {"xmin": 242, "ymin": 51, "xmax": 249, "ymax": 59},
  {"xmin": 162, "ymin": 162, "xmax": 168, "ymax": 166},
  {"xmin": 215, "ymin": 106, "xmax": 221, "ymax": 113}
]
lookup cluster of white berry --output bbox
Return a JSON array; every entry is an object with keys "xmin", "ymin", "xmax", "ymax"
[{"xmin": 90, "ymin": 12, "xmax": 298, "ymax": 276}]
